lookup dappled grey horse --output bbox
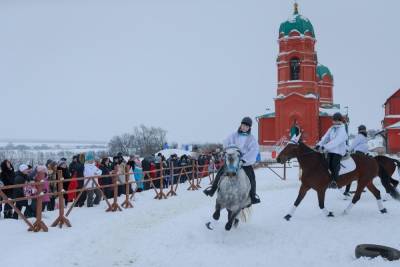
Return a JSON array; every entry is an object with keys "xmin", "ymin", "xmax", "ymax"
[{"xmin": 206, "ymin": 146, "xmax": 251, "ymax": 231}]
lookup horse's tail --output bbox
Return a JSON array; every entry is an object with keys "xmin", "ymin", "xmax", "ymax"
[
  {"xmin": 378, "ymin": 163, "xmax": 400, "ymax": 201},
  {"xmin": 239, "ymin": 207, "xmax": 252, "ymax": 222},
  {"xmin": 393, "ymin": 158, "xmax": 400, "ymax": 168}
]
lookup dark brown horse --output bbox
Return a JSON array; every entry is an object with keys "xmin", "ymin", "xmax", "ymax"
[
  {"xmin": 276, "ymin": 140, "xmax": 400, "ymax": 220},
  {"xmin": 375, "ymin": 155, "xmax": 400, "ymax": 194}
]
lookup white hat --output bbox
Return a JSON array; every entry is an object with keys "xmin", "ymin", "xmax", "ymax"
[{"xmin": 19, "ymin": 164, "xmax": 29, "ymax": 172}]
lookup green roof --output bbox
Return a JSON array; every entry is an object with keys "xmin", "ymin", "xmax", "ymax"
[
  {"xmin": 279, "ymin": 6, "xmax": 315, "ymax": 38},
  {"xmin": 317, "ymin": 64, "xmax": 333, "ymax": 80},
  {"xmin": 256, "ymin": 112, "xmax": 275, "ymax": 119}
]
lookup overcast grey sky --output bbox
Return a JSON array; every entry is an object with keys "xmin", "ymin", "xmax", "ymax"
[{"xmin": 0, "ymin": 0, "xmax": 399, "ymax": 144}]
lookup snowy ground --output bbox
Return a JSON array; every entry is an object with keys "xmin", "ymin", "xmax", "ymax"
[{"xmin": 1, "ymin": 165, "xmax": 400, "ymax": 267}]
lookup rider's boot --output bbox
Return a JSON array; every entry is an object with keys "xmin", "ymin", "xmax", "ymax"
[
  {"xmin": 328, "ymin": 153, "xmax": 341, "ymax": 189},
  {"xmin": 203, "ymin": 168, "xmax": 224, "ymax": 197},
  {"xmin": 243, "ymin": 165, "xmax": 260, "ymax": 205},
  {"xmin": 329, "ymin": 172, "xmax": 339, "ymax": 189}
]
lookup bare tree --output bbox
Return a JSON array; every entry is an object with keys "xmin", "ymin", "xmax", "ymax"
[
  {"xmin": 108, "ymin": 133, "xmax": 134, "ymax": 156},
  {"xmin": 132, "ymin": 125, "xmax": 167, "ymax": 156},
  {"xmin": 108, "ymin": 125, "xmax": 167, "ymax": 156}
]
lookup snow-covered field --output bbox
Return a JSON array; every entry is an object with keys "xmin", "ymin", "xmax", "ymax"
[{"xmin": 1, "ymin": 166, "xmax": 400, "ymax": 267}]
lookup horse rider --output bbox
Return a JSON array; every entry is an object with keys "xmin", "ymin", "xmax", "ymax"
[
  {"xmin": 343, "ymin": 124, "xmax": 369, "ymax": 196},
  {"xmin": 349, "ymin": 125, "xmax": 368, "ymax": 155},
  {"xmin": 315, "ymin": 112, "xmax": 348, "ymax": 189},
  {"xmin": 203, "ymin": 117, "xmax": 261, "ymax": 205}
]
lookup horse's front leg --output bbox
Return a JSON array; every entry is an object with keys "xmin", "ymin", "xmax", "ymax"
[
  {"xmin": 213, "ymin": 203, "xmax": 221, "ymax": 220},
  {"xmin": 284, "ymin": 184, "xmax": 310, "ymax": 221},
  {"xmin": 206, "ymin": 203, "xmax": 221, "ymax": 230},
  {"xmin": 225, "ymin": 209, "xmax": 240, "ymax": 231},
  {"xmin": 317, "ymin": 189, "xmax": 334, "ymax": 217}
]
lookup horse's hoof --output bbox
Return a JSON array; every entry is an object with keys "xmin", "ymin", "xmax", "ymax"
[
  {"xmin": 205, "ymin": 222, "xmax": 213, "ymax": 230},
  {"xmin": 284, "ymin": 214, "xmax": 291, "ymax": 221},
  {"xmin": 213, "ymin": 210, "xmax": 220, "ymax": 220},
  {"xmin": 327, "ymin": 212, "xmax": 334, "ymax": 217},
  {"xmin": 233, "ymin": 218, "xmax": 239, "ymax": 228},
  {"xmin": 225, "ymin": 222, "xmax": 232, "ymax": 231},
  {"xmin": 380, "ymin": 208, "xmax": 387, "ymax": 214}
]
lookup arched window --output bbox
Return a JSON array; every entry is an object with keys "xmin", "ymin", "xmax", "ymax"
[{"xmin": 290, "ymin": 57, "xmax": 300, "ymax": 80}]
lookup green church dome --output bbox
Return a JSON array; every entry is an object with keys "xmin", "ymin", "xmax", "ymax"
[
  {"xmin": 317, "ymin": 64, "xmax": 333, "ymax": 80},
  {"xmin": 279, "ymin": 3, "xmax": 315, "ymax": 38}
]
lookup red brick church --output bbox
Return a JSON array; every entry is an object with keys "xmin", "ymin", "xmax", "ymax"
[{"xmin": 257, "ymin": 3, "xmax": 345, "ymax": 147}]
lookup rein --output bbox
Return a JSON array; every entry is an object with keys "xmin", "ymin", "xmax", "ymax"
[{"xmin": 283, "ymin": 141, "xmax": 319, "ymax": 163}]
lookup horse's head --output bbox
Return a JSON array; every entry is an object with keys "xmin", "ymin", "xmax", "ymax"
[
  {"xmin": 276, "ymin": 134, "xmax": 301, "ymax": 164},
  {"xmin": 223, "ymin": 146, "xmax": 242, "ymax": 176}
]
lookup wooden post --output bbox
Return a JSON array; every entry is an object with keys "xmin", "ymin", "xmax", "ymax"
[
  {"xmin": 29, "ymin": 179, "xmax": 48, "ymax": 232},
  {"xmin": 106, "ymin": 170, "xmax": 122, "ymax": 212},
  {"xmin": 66, "ymin": 177, "xmax": 91, "ymax": 217},
  {"xmin": 121, "ymin": 164, "xmax": 133, "ymax": 208},
  {"xmin": 0, "ymin": 189, "xmax": 34, "ymax": 230},
  {"xmin": 195, "ymin": 161, "xmax": 201, "ymax": 189},
  {"xmin": 167, "ymin": 161, "xmax": 177, "ymax": 197},
  {"xmin": 187, "ymin": 160, "xmax": 198, "ymax": 191},
  {"xmin": 51, "ymin": 170, "xmax": 71, "ymax": 228},
  {"xmin": 155, "ymin": 161, "xmax": 167, "ymax": 200}
]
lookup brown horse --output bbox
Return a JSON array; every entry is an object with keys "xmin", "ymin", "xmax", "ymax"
[
  {"xmin": 276, "ymin": 140, "xmax": 400, "ymax": 220},
  {"xmin": 375, "ymin": 155, "xmax": 400, "ymax": 194}
]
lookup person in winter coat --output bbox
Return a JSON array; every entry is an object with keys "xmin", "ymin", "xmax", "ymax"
[
  {"xmin": 133, "ymin": 157, "xmax": 144, "ymax": 192},
  {"xmin": 315, "ymin": 112, "xmax": 348, "ymax": 189},
  {"xmin": 28, "ymin": 165, "xmax": 50, "ymax": 216},
  {"xmin": 343, "ymin": 125, "xmax": 369, "ymax": 197},
  {"xmin": 0, "ymin": 179, "xmax": 3, "ymax": 215},
  {"xmin": 57, "ymin": 159, "xmax": 71, "ymax": 206},
  {"xmin": 349, "ymin": 125, "xmax": 368, "ymax": 154},
  {"xmin": 203, "ymin": 117, "xmax": 261, "ymax": 205},
  {"xmin": 99, "ymin": 157, "xmax": 113, "ymax": 199},
  {"xmin": 83, "ymin": 151, "xmax": 102, "ymax": 207},
  {"xmin": 46, "ymin": 161, "xmax": 58, "ymax": 211},
  {"xmin": 69, "ymin": 154, "xmax": 85, "ymax": 207},
  {"xmin": 13, "ymin": 164, "xmax": 32, "ymax": 219},
  {"xmin": 0, "ymin": 159, "xmax": 15, "ymax": 218}
]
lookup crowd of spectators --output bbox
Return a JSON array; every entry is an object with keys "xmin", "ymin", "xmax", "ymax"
[{"xmin": 0, "ymin": 150, "xmax": 223, "ymax": 220}]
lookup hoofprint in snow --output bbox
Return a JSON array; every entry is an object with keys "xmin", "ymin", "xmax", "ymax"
[{"xmin": 1, "ymin": 165, "xmax": 400, "ymax": 267}]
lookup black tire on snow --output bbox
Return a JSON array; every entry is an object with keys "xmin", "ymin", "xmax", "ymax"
[{"xmin": 355, "ymin": 244, "xmax": 400, "ymax": 261}]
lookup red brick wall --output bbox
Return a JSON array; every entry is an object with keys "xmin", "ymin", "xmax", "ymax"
[
  {"xmin": 275, "ymin": 94, "xmax": 319, "ymax": 145},
  {"xmin": 387, "ymin": 129, "xmax": 400, "ymax": 153},
  {"xmin": 258, "ymin": 117, "xmax": 276, "ymax": 146}
]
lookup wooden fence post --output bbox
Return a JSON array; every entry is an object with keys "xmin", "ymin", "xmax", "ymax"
[
  {"xmin": 195, "ymin": 161, "xmax": 202, "ymax": 188},
  {"xmin": 187, "ymin": 160, "xmax": 199, "ymax": 191},
  {"xmin": 167, "ymin": 161, "xmax": 177, "ymax": 197},
  {"xmin": 29, "ymin": 179, "xmax": 48, "ymax": 232},
  {"xmin": 155, "ymin": 161, "xmax": 167, "ymax": 200},
  {"xmin": 121, "ymin": 165, "xmax": 133, "ymax": 208},
  {"xmin": 106, "ymin": 170, "xmax": 122, "ymax": 212},
  {"xmin": 51, "ymin": 170, "xmax": 71, "ymax": 228}
]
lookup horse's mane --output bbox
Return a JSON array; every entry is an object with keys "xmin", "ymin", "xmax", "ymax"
[
  {"xmin": 298, "ymin": 141, "xmax": 328, "ymax": 170},
  {"xmin": 298, "ymin": 141, "xmax": 315, "ymax": 153}
]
